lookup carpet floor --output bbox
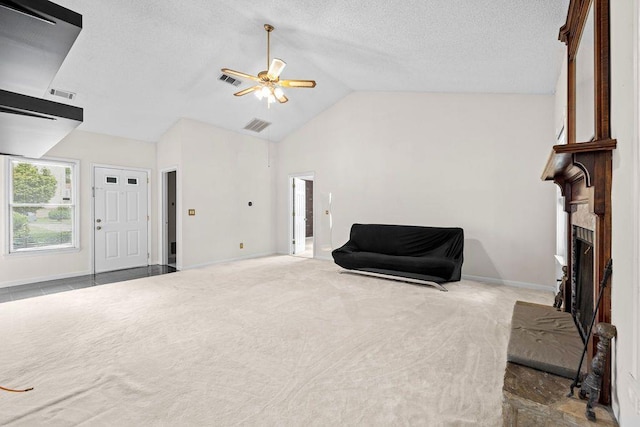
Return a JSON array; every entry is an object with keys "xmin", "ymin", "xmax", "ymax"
[{"xmin": 0, "ymin": 256, "xmax": 551, "ymax": 426}]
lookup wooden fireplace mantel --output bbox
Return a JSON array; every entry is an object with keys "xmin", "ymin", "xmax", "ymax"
[
  {"xmin": 542, "ymin": 0, "xmax": 615, "ymax": 405},
  {"xmin": 542, "ymin": 139, "xmax": 617, "ymax": 182},
  {"xmin": 542, "ymin": 139, "xmax": 616, "ymax": 215}
]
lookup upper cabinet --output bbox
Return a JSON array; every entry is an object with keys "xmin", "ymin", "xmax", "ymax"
[
  {"xmin": 0, "ymin": 0, "xmax": 83, "ymax": 158},
  {"xmin": 0, "ymin": 0, "xmax": 82, "ymax": 96}
]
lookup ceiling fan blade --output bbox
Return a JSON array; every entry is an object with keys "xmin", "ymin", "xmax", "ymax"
[
  {"xmin": 221, "ymin": 68, "xmax": 260, "ymax": 82},
  {"xmin": 279, "ymin": 79, "xmax": 316, "ymax": 88},
  {"xmin": 234, "ymin": 86, "xmax": 261, "ymax": 96},
  {"xmin": 267, "ymin": 58, "xmax": 287, "ymax": 80},
  {"xmin": 276, "ymin": 93, "xmax": 288, "ymax": 103}
]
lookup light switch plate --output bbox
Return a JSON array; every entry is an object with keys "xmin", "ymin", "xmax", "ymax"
[{"xmin": 188, "ymin": 209, "xmax": 195, "ymax": 216}]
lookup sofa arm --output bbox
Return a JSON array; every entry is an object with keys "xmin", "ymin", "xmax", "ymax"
[{"xmin": 332, "ymin": 241, "xmax": 359, "ymax": 255}]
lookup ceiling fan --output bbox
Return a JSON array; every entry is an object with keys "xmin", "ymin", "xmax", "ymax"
[{"xmin": 221, "ymin": 24, "xmax": 316, "ymax": 104}]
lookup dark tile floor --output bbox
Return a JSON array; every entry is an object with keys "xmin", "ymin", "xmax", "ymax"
[{"xmin": 0, "ymin": 265, "xmax": 177, "ymax": 304}]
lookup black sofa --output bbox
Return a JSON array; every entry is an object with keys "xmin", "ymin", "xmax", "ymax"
[{"xmin": 332, "ymin": 224, "xmax": 464, "ymax": 290}]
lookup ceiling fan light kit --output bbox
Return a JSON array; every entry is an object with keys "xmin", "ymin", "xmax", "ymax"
[{"xmin": 221, "ymin": 24, "xmax": 316, "ymax": 105}]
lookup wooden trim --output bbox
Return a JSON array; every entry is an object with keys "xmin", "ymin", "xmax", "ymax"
[
  {"xmin": 541, "ymin": 139, "xmax": 616, "ymax": 182},
  {"xmin": 594, "ymin": 0, "xmax": 611, "ymax": 139},
  {"xmin": 568, "ymin": 56, "xmax": 577, "ymax": 144},
  {"xmin": 560, "ymin": 0, "xmax": 593, "ymax": 59},
  {"xmin": 554, "ymin": 138, "xmax": 616, "ymax": 153}
]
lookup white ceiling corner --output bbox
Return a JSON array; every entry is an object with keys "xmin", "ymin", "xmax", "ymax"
[{"xmin": 47, "ymin": 0, "xmax": 570, "ymax": 143}]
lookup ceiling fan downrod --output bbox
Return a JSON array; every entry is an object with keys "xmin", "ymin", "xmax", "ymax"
[{"xmin": 265, "ymin": 24, "xmax": 274, "ymax": 71}]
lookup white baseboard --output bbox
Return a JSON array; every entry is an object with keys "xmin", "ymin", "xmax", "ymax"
[
  {"xmin": 0, "ymin": 270, "xmax": 92, "ymax": 289},
  {"xmin": 274, "ymin": 250, "xmax": 333, "ymax": 262},
  {"xmin": 280, "ymin": 256, "xmax": 551, "ymax": 292},
  {"xmin": 462, "ymin": 274, "xmax": 555, "ymax": 293},
  {"xmin": 182, "ymin": 252, "xmax": 277, "ymax": 270}
]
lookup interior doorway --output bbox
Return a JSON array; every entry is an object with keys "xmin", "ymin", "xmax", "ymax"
[
  {"xmin": 289, "ymin": 173, "xmax": 314, "ymax": 258},
  {"xmin": 162, "ymin": 169, "xmax": 177, "ymax": 268}
]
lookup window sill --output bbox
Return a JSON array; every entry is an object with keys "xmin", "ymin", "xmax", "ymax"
[{"xmin": 5, "ymin": 246, "xmax": 81, "ymax": 258}]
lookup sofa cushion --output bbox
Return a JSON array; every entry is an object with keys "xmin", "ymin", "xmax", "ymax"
[{"xmin": 338, "ymin": 251, "xmax": 456, "ymax": 280}]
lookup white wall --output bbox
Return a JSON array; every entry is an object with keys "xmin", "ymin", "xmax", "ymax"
[
  {"xmin": 157, "ymin": 118, "xmax": 275, "ymax": 269},
  {"xmin": 275, "ymin": 91, "xmax": 557, "ymax": 288},
  {"xmin": 610, "ymin": 0, "xmax": 640, "ymax": 424},
  {"xmin": 0, "ymin": 130, "xmax": 157, "ymax": 287}
]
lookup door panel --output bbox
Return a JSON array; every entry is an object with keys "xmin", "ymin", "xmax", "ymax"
[
  {"xmin": 94, "ymin": 167, "xmax": 148, "ymax": 272},
  {"xmin": 127, "ymin": 230, "xmax": 140, "ymax": 256},
  {"xmin": 106, "ymin": 191, "xmax": 119, "ymax": 222},
  {"xmin": 126, "ymin": 192, "xmax": 139, "ymax": 221},
  {"xmin": 105, "ymin": 232, "xmax": 119, "ymax": 258}
]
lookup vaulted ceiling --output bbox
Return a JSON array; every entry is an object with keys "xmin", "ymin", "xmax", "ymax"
[{"xmin": 48, "ymin": 0, "xmax": 569, "ymax": 143}]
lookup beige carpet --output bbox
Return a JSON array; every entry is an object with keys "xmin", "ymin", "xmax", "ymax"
[{"xmin": 0, "ymin": 256, "xmax": 551, "ymax": 426}]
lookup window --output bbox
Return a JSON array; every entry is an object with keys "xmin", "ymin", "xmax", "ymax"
[{"xmin": 8, "ymin": 157, "xmax": 79, "ymax": 253}]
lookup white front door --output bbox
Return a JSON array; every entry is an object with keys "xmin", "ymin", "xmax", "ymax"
[
  {"xmin": 94, "ymin": 167, "xmax": 149, "ymax": 273},
  {"xmin": 293, "ymin": 178, "xmax": 306, "ymax": 254}
]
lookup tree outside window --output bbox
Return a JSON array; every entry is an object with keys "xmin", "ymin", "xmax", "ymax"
[{"xmin": 9, "ymin": 158, "xmax": 78, "ymax": 252}]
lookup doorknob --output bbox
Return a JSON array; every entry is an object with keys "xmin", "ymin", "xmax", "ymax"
[
  {"xmin": 96, "ymin": 226, "xmax": 102, "ymax": 230},
  {"xmin": 96, "ymin": 218, "xmax": 102, "ymax": 223}
]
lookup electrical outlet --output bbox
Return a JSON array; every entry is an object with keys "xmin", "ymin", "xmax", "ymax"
[{"xmin": 239, "ymin": 243, "xmax": 244, "ymax": 249}]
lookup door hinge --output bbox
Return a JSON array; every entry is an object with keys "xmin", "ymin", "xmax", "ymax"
[
  {"xmin": 147, "ymin": 215, "xmax": 149, "ymax": 221},
  {"xmin": 92, "ymin": 186, "xmax": 95, "ymax": 197},
  {"xmin": 292, "ymin": 240, "xmax": 295, "ymax": 245}
]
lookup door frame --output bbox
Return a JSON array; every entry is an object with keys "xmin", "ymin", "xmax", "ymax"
[
  {"xmin": 159, "ymin": 166, "xmax": 180, "ymax": 269},
  {"xmin": 91, "ymin": 163, "xmax": 152, "ymax": 274},
  {"xmin": 288, "ymin": 172, "xmax": 315, "ymax": 257}
]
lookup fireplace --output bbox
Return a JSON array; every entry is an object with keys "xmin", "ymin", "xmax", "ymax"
[
  {"xmin": 572, "ymin": 225, "xmax": 594, "ymax": 341},
  {"xmin": 540, "ymin": 0, "xmax": 616, "ymax": 407}
]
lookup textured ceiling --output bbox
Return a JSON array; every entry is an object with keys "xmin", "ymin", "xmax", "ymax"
[{"xmin": 46, "ymin": 0, "xmax": 569, "ymax": 143}]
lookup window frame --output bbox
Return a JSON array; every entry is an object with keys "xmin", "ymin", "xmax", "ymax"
[
  {"xmin": 6, "ymin": 156, "xmax": 80, "ymax": 255},
  {"xmin": 632, "ymin": 0, "xmax": 640, "ymax": 383}
]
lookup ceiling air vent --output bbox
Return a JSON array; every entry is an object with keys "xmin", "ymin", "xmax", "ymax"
[
  {"xmin": 218, "ymin": 73, "xmax": 242, "ymax": 87},
  {"xmin": 244, "ymin": 118, "xmax": 271, "ymax": 133},
  {"xmin": 49, "ymin": 88, "xmax": 76, "ymax": 100}
]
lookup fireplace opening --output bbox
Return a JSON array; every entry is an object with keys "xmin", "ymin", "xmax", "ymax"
[{"xmin": 572, "ymin": 226, "xmax": 594, "ymax": 341}]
